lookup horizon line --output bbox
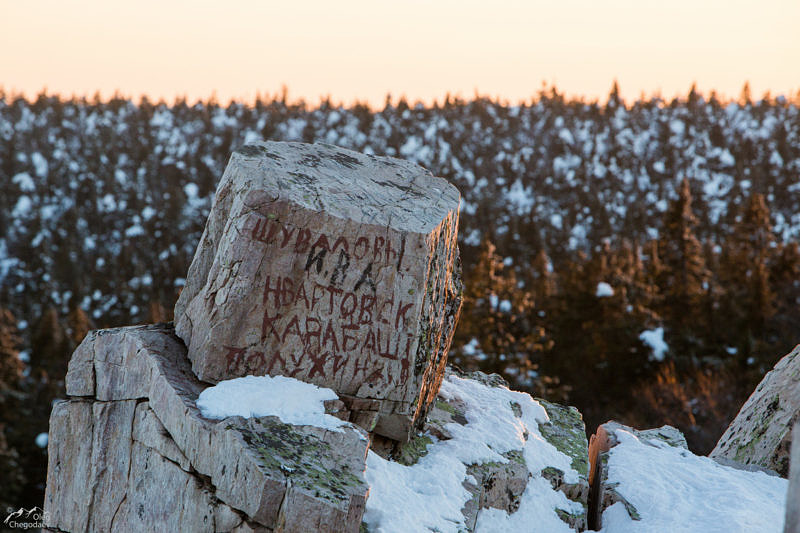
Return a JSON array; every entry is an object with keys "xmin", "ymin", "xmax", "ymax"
[{"xmin": 2, "ymin": 81, "xmax": 800, "ymax": 111}]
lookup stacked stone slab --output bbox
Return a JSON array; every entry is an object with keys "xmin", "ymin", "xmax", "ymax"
[
  {"xmin": 174, "ymin": 141, "xmax": 462, "ymax": 441},
  {"xmin": 711, "ymin": 344, "xmax": 800, "ymax": 476},
  {"xmin": 588, "ymin": 421, "xmax": 687, "ymax": 530},
  {"xmin": 44, "ymin": 324, "xmax": 369, "ymax": 533}
]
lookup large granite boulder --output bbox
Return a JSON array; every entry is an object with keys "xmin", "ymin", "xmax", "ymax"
[
  {"xmin": 45, "ymin": 324, "xmax": 369, "ymax": 533},
  {"xmin": 711, "ymin": 345, "xmax": 800, "ymax": 476},
  {"xmin": 174, "ymin": 141, "xmax": 462, "ymax": 441}
]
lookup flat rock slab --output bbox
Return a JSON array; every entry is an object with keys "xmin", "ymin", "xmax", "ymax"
[
  {"xmin": 47, "ymin": 324, "xmax": 369, "ymax": 533},
  {"xmin": 711, "ymin": 345, "xmax": 800, "ymax": 476},
  {"xmin": 174, "ymin": 141, "xmax": 462, "ymax": 441}
]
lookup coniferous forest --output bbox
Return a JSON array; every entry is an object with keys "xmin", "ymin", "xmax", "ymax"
[{"xmin": 1, "ymin": 85, "xmax": 799, "ymax": 507}]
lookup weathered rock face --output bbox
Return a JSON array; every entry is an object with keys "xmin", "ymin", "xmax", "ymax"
[
  {"xmin": 422, "ymin": 370, "xmax": 589, "ymax": 532},
  {"xmin": 45, "ymin": 324, "xmax": 369, "ymax": 533},
  {"xmin": 588, "ymin": 421, "xmax": 688, "ymax": 530},
  {"xmin": 174, "ymin": 141, "xmax": 462, "ymax": 441},
  {"xmin": 711, "ymin": 344, "xmax": 800, "ymax": 477},
  {"xmin": 786, "ymin": 423, "xmax": 800, "ymax": 533},
  {"xmin": 537, "ymin": 399, "xmax": 591, "ymax": 531}
]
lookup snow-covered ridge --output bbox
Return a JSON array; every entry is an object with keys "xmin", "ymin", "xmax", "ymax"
[
  {"xmin": 193, "ymin": 370, "xmax": 789, "ymax": 532},
  {"xmin": 365, "ymin": 373, "xmax": 586, "ymax": 532},
  {"xmin": 598, "ymin": 426, "xmax": 787, "ymax": 533}
]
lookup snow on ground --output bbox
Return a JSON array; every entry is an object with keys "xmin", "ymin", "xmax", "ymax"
[
  {"xmin": 196, "ymin": 375, "xmax": 348, "ymax": 432},
  {"xmin": 363, "ymin": 374, "xmax": 581, "ymax": 533},
  {"xmin": 639, "ymin": 327, "xmax": 668, "ymax": 361},
  {"xmin": 600, "ymin": 429, "xmax": 787, "ymax": 533}
]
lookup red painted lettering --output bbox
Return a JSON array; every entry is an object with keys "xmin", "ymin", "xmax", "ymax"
[
  {"xmin": 294, "ymin": 280, "xmax": 310, "ymax": 310},
  {"xmin": 323, "ymin": 285, "xmax": 342, "ymax": 315},
  {"xmin": 341, "ymin": 323, "xmax": 359, "ymax": 352},
  {"xmin": 373, "ymin": 236, "xmax": 384, "ymax": 263},
  {"xmin": 304, "ymin": 317, "xmax": 321, "ymax": 351},
  {"xmin": 377, "ymin": 328, "xmax": 398, "ymax": 360},
  {"xmin": 331, "ymin": 236, "xmax": 349, "ymax": 254},
  {"xmin": 225, "ymin": 346, "xmax": 246, "ymax": 373},
  {"xmin": 395, "ymin": 302, "xmax": 414, "ymax": 328},
  {"xmin": 281, "ymin": 315, "xmax": 302, "ymax": 343},
  {"xmin": 263, "ymin": 275, "xmax": 282, "ymax": 308},
  {"xmin": 261, "ymin": 311, "xmax": 282, "ymax": 342},
  {"xmin": 358, "ymin": 294, "xmax": 375, "ymax": 325},
  {"xmin": 307, "ymin": 351, "xmax": 328, "ymax": 378},
  {"xmin": 378, "ymin": 296, "xmax": 393, "ymax": 325},
  {"xmin": 322, "ymin": 321, "xmax": 340, "ymax": 352},
  {"xmin": 362, "ymin": 328, "xmax": 376, "ymax": 357},
  {"xmin": 266, "ymin": 350, "xmax": 286, "ymax": 373},
  {"xmin": 295, "ymin": 228, "xmax": 311, "ymax": 254},
  {"xmin": 354, "ymin": 237, "xmax": 369, "ymax": 260},
  {"xmin": 340, "ymin": 292, "xmax": 357, "ymax": 320},
  {"xmin": 280, "ymin": 224, "xmax": 296, "ymax": 248},
  {"xmin": 246, "ymin": 350, "xmax": 266, "ymax": 371}
]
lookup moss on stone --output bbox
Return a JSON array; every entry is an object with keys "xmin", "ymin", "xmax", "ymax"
[
  {"xmin": 237, "ymin": 419, "xmax": 364, "ymax": 505},
  {"xmin": 395, "ymin": 434, "xmax": 433, "ymax": 466},
  {"xmin": 555, "ymin": 507, "xmax": 586, "ymax": 527},
  {"xmin": 536, "ymin": 399, "xmax": 589, "ymax": 478},
  {"xmin": 504, "ymin": 449, "xmax": 525, "ymax": 466},
  {"xmin": 435, "ymin": 399, "xmax": 456, "ymax": 415}
]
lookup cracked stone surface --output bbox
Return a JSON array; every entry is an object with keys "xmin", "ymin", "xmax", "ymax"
[
  {"xmin": 173, "ymin": 141, "xmax": 462, "ymax": 441},
  {"xmin": 422, "ymin": 370, "xmax": 589, "ymax": 532},
  {"xmin": 711, "ymin": 344, "xmax": 800, "ymax": 477},
  {"xmin": 588, "ymin": 421, "xmax": 688, "ymax": 530},
  {"xmin": 536, "ymin": 399, "xmax": 590, "ymax": 531},
  {"xmin": 46, "ymin": 324, "xmax": 369, "ymax": 533}
]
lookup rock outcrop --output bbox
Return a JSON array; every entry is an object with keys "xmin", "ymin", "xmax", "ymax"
[
  {"xmin": 174, "ymin": 141, "xmax": 462, "ymax": 441},
  {"xmin": 364, "ymin": 369, "xmax": 590, "ymax": 532},
  {"xmin": 589, "ymin": 421, "xmax": 787, "ymax": 533},
  {"xmin": 45, "ymin": 324, "xmax": 369, "ymax": 533},
  {"xmin": 42, "ymin": 141, "xmax": 793, "ymax": 532},
  {"xmin": 588, "ymin": 421, "xmax": 687, "ymax": 529},
  {"xmin": 711, "ymin": 344, "xmax": 800, "ymax": 476}
]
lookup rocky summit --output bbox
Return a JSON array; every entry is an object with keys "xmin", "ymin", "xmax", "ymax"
[
  {"xmin": 174, "ymin": 141, "xmax": 462, "ymax": 441},
  {"xmin": 42, "ymin": 143, "xmax": 794, "ymax": 533}
]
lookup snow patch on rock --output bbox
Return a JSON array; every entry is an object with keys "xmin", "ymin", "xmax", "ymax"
[
  {"xmin": 363, "ymin": 374, "xmax": 580, "ymax": 532},
  {"xmin": 196, "ymin": 375, "xmax": 348, "ymax": 432},
  {"xmin": 600, "ymin": 428, "xmax": 787, "ymax": 533}
]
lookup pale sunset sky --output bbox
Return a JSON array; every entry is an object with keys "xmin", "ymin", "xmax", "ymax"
[{"xmin": 1, "ymin": 0, "xmax": 798, "ymax": 106}]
